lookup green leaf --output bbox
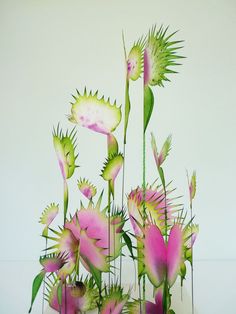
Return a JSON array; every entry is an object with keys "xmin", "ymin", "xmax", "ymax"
[
  {"xmin": 57, "ymin": 282, "xmax": 62, "ymax": 306},
  {"xmin": 63, "ymin": 180, "xmax": 68, "ymax": 225},
  {"xmin": 28, "ymin": 271, "xmax": 45, "ymax": 313},
  {"xmin": 124, "ymin": 79, "xmax": 131, "ymax": 144},
  {"xmin": 137, "ymin": 240, "xmax": 144, "ymax": 279},
  {"xmin": 158, "ymin": 166, "xmax": 166, "ymax": 188},
  {"xmin": 144, "ymin": 85, "xmax": 154, "ymax": 133},
  {"xmin": 42, "ymin": 226, "xmax": 48, "ymax": 237},
  {"xmin": 122, "ymin": 231, "xmax": 135, "ymax": 259},
  {"xmin": 85, "ymin": 258, "xmax": 102, "ymax": 291},
  {"xmin": 107, "ymin": 134, "xmax": 118, "ymax": 157}
]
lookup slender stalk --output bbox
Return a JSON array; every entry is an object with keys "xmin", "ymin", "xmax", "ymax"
[
  {"xmin": 161, "ymin": 172, "xmax": 168, "ymax": 312},
  {"xmin": 142, "ymin": 130, "xmax": 146, "ymax": 314},
  {"xmin": 119, "ymin": 142, "xmax": 126, "ymax": 285},
  {"xmin": 108, "ymin": 182, "xmax": 111, "ymax": 290},
  {"xmin": 42, "ymin": 237, "xmax": 48, "ymax": 314},
  {"xmin": 63, "ymin": 180, "xmax": 68, "ymax": 226},
  {"xmin": 164, "ymin": 186, "xmax": 168, "ymax": 243},
  {"xmin": 120, "ymin": 31, "xmax": 129, "ymax": 285},
  {"xmin": 64, "ymin": 282, "xmax": 67, "ymax": 314},
  {"xmin": 63, "ymin": 179, "xmax": 68, "ymax": 314},
  {"xmin": 138, "ymin": 281, "xmax": 142, "ymax": 313},
  {"xmin": 190, "ymin": 204, "xmax": 194, "ymax": 314},
  {"xmin": 75, "ymin": 242, "xmax": 80, "ymax": 280}
]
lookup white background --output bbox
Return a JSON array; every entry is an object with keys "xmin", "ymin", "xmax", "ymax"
[{"xmin": 0, "ymin": 0, "xmax": 236, "ymax": 313}]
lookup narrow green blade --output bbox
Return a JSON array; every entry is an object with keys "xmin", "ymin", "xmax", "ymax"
[
  {"xmin": 28, "ymin": 271, "xmax": 44, "ymax": 313},
  {"xmin": 122, "ymin": 231, "xmax": 135, "ymax": 259},
  {"xmin": 124, "ymin": 79, "xmax": 131, "ymax": 144},
  {"xmin": 144, "ymin": 85, "xmax": 154, "ymax": 133}
]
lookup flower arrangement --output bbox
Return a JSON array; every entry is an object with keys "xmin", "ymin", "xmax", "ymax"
[{"xmin": 29, "ymin": 25, "xmax": 199, "ymax": 314}]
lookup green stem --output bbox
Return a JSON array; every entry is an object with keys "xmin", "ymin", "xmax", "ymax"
[
  {"xmin": 164, "ymin": 186, "xmax": 168, "ymax": 243},
  {"xmin": 42, "ymin": 237, "xmax": 48, "ymax": 314},
  {"xmin": 163, "ymin": 278, "xmax": 169, "ymax": 314},
  {"xmin": 75, "ymin": 242, "xmax": 80, "ymax": 280},
  {"xmin": 119, "ymin": 142, "xmax": 126, "ymax": 285},
  {"xmin": 63, "ymin": 179, "xmax": 68, "ymax": 314},
  {"xmin": 64, "ymin": 282, "xmax": 67, "ymax": 314},
  {"xmin": 142, "ymin": 130, "xmax": 146, "ymax": 314},
  {"xmin": 63, "ymin": 180, "xmax": 68, "ymax": 226},
  {"xmin": 108, "ymin": 181, "xmax": 111, "ymax": 290},
  {"xmin": 190, "ymin": 203, "xmax": 194, "ymax": 314}
]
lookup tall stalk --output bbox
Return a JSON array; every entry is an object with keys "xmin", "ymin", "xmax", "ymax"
[
  {"xmin": 63, "ymin": 180, "xmax": 68, "ymax": 226},
  {"xmin": 108, "ymin": 181, "xmax": 111, "ymax": 290},
  {"xmin": 190, "ymin": 203, "xmax": 194, "ymax": 314},
  {"xmin": 142, "ymin": 129, "xmax": 147, "ymax": 314},
  {"xmin": 188, "ymin": 171, "xmax": 196, "ymax": 314},
  {"xmin": 63, "ymin": 179, "xmax": 68, "ymax": 314},
  {"xmin": 120, "ymin": 32, "xmax": 130, "ymax": 286},
  {"xmin": 119, "ymin": 142, "xmax": 126, "ymax": 285},
  {"xmin": 41, "ymin": 237, "xmax": 48, "ymax": 314}
]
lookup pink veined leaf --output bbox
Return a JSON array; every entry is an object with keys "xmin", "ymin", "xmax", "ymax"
[
  {"xmin": 167, "ymin": 224, "xmax": 184, "ymax": 286},
  {"xmin": 77, "ymin": 178, "xmax": 97, "ymax": 200},
  {"xmin": 40, "ymin": 252, "xmax": 67, "ymax": 273},
  {"xmin": 128, "ymin": 287, "xmax": 163, "ymax": 314},
  {"xmin": 154, "ymin": 287, "xmax": 164, "ymax": 314},
  {"xmin": 68, "ymin": 89, "xmax": 121, "ymax": 135},
  {"xmin": 101, "ymin": 299, "xmax": 127, "ymax": 314},
  {"xmin": 49, "ymin": 281, "xmax": 98, "ymax": 314},
  {"xmin": 128, "ymin": 186, "xmax": 175, "ymax": 236},
  {"xmin": 184, "ymin": 224, "xmax": 199, "ymax": 249},
  {"xmin": 39, "ymin": 203, "xmax": 59, "ymax": 228},
  {"xmin": 46, "ymin": 228, "xmax": 79, "ymax": 281},
  {"xmin": 141, "ymin": 223, "xmax": 184, "ymax": 288},
  {"xmin": 100, "ymin": 285, "xmax": 129, "ymax": 314},
  {"xmin": 65, "ymin": 197, "xmax": 124, "ymax": 273},
  {"xmin": 53, "ymin": 126, "xmax": 78, "ymax": 180},
  {"xmin": 142, "ymin": 224, "xmax": 166, "ymax": 287},
  {"xmin": 151, "ymin": 133, "xmax": 172, "ymax": 168}
]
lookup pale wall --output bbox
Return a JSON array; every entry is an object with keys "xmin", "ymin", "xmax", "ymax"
[{"xmin": 0, "ymin": 0, "xmax": 235, "ymax": 313}]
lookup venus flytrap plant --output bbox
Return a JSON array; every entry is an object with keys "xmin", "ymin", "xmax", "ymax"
[
  {"xmin": 39, "ymin": 204, "xmax": 59, "ymax": 313},
  {"xmin": 68, "ymin": 88, "xmax": 122, "ymax": 290},
  {"xmin": 52, "ymin": 125, "xmax": 78, "ymax": 313},
  {"xmin": 29, "ymin": 24, "xmax": 198, "ymax": 314},
  {"xmin": 141, "ymin": 26, "xmax": 184, "ymax": 312},
  {"xmin": 53, "ymin": 125, "xmax": 78, "ymax": 225}
]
